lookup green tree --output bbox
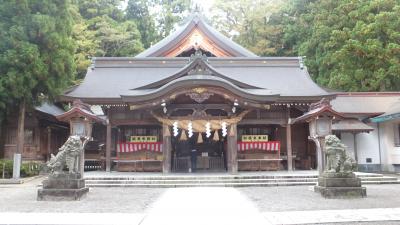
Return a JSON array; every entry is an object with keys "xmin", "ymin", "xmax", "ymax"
[
  {"xmin": 0, "ymin": 0, "xmax": 75, "ymax": 156},
  {"xmin": 290, "ymin": 0, "xmax": 400, "ymax": 91},
  {"xmin": 71, "ymin": 0, "xmax": 144, "ymax": 78},
  {"xmin": 126, "ymin": 0, "xmax": 158, "ymax": 48},
  {"xmin": 211, "ymin": 0, "xmax": 289, "ymax": 56},
  {"xmin": 155, "ymin": 0, "xmax": 191, "ymax": 38}
]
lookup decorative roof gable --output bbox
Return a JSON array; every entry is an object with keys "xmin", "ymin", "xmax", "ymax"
[
  {"xmin": 134, "ymin": 50, "xmax": 262, "ymax": 90},
  {"xmin": 136, "ymin": 13, "xmax": 257, "ymax": 58}
]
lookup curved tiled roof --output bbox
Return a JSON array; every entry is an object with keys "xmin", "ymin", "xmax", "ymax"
[
  {"xmin": 136, "ymin": 13, "xmax": 257, "ymax": 57},
  {"xmin": 62, "ymin": 57, "xmax": 332, "ymax": 103}
]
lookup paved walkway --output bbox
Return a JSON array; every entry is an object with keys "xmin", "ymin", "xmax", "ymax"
[
  {"xmin": 141, "ymin": 187, "xmax": 266, "ymax": 225},
  {"xmin": 2, "ymin": 186, "xmax": 400, "ymax": 224}
]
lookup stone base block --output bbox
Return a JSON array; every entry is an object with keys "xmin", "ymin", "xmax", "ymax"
[
  {"xmin": 43, "ymin": 178, "xmax": 85, "ymax": 189},
  {"xmin": 315, "ymin": 172, "xmax": 366, "ymax": 198},
  {"xmin": 318, "ymin": 177, "xmax": 361, "ymax": 187},
  {"xmin": 37, "ymin": 187, "xmax": 89, "ymax": 201},
  {"xmin": 314, "ymin": 186, "xmax": 366, "ymax": 199}
]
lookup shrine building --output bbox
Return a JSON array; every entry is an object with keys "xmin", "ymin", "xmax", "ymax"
[{"xmin": 57, "ymin": 13, "xmax": 341, "ymax": 173}]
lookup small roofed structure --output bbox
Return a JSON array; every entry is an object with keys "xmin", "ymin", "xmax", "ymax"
[
  {"xmin": 56, "ymin": 100, "xmax": 105, "ymax": 124},
  {"xmin": 292, "ymin": 98, "xmax": 345, "ymax": 124},
  {"xmin": 332, "ymin": 119, "xmax": 374, "ymax": 133}
]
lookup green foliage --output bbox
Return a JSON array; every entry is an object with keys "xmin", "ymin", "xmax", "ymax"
[
  {"xmin": 126, "ymin": 0, "xmax": 158, "ymax": 48},
  {"xmin": 211, "ymin": 0, "xmax": 290, "ymax": 56},
  {"xmin": 211, "ymin": 0, "xmax": 400, "ymax": 92},
  {"xmin": 0, "ymin": 159, "xmax": 13, "ymax": 179},
  {"xmin": 20, "ymin": 161, "xmax": 42, "ymax": 177},
  {"xmin": 126, "ymin": 0, "xmax": 191, "ymax": 47},
  {"xmin": 71, "ymin": 0, "xmax": 144, "ymax": 78},
  {"xmin": 0, "ymin": 159, "xmax": 41, "ymax": 178},
  {"xmin": 291, "ymin": 0, "xmax": 400, "ymax": 91},
  {"xmin": 0, "ymin": 0, "xmax": 75, "ymax": 111}
]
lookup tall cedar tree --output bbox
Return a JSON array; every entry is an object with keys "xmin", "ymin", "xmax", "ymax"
[{"xmin": 0, "ymin": 0, "xmax": 75, "ymax": 153}]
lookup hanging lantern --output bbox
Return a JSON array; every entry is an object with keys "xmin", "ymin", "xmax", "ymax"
[
  {"xmin": 197, "ymin": 133, "xmax": 203, "ymax": 143},
  {"xmin": 221, "ymin": 121, "xmax": 227, "ymax": 137},
  {"xmin": 205, "ymin": 122, "xmax": 211, "ymax": 138},
  {"xmin": 213, "ymin": 130, "xmax": 220, "ymax": 141},
  {"xmin": 188, "ymin": 121, "xmax": 193, "ymax": 138},
  {"xmin": 180, "ymin": 130, "xmax": 187, "ymax": 141},
  {"xmin": 173, "ymin": 121, "xmax": 179, "ymax": 137}
]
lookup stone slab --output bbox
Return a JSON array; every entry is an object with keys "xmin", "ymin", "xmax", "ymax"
[
  {"xmin": 42, "ymin": 178, "xmax": 85, "ymax": 189},
  {"xmin": 48, "ymin": 173, "xmax": 82, "ymax": 180},
  {"xmin": 314, "ymin": 186, "xmax": 366, "ymax": 199},
  {"xmin": 318, "ymin": 177, "xmax": 361, "ymax": 187},
  {"xmin": 37, "ymin": 187, "xmax": 89, "ymax": 201}
]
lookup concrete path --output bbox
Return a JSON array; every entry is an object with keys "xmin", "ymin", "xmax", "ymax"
[
  {"xmin": 0, "ymin": 212, "xmax": 145, "ymax": 225},
  {"xmin": 264, "ymin": 208, "xmax": 400, "ymax": 224},
  {"xmin": 141, "ymin": 187, "xmax": 267, "ymax": 225}
]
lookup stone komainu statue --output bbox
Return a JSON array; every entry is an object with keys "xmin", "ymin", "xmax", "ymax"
[
  {"xmin": 324, "ymin": 135, "xmax": 356, "ymax": 173},
  {"xmin": 47, "ymin": 136, "xmax": 83, "ymax": 174}
]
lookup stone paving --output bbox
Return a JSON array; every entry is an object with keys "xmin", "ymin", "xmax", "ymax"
[{"xmin": 1, "ymin": 175, "xmax": 400, "ymax": 224}]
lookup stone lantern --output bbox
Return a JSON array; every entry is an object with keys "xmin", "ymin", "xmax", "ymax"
[
  {"xmin": 37, "ymin": 100, "xmax": 104, "ymax": 201},
  {"xmin": 56, "ymin": 100, "xmax": 104, "ymax": 175},
  {"xmin": 292, "ymin": 99, "xmax": 344, "ymax": 175}
]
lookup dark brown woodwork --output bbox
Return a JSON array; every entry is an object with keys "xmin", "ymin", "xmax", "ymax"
[
  {"xmin": 47, "ymin": 127, "xmax": 51, "ymax": 161},
  {"xmin": 16, "ymin": 101, "xmax": 25, "ymax": 154},
  {"xmin": 286, "ymin": 107, "xmax": 293, "ymax": 171},
  {"xmin": 162, "ymin": 124, "xmax": 172, "ymax": 173},
  {"xmin": 239, "ymin": 119, "xmax": 287, "ymax": 125},
  {"xmin": 111, "ymin": 119, "xmax": 159, "ymax": 126},
  {"xmin": 106, "ymin": 121, "xmax": 112, "ymax": 172},
  {"xmin": 227, "ymin": 124, "xmax": 238, "ymax": 173}
]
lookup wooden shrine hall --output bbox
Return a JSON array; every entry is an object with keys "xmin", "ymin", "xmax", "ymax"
[{"xmin": 60, "ymin": 13, "xmax": 335, "ymax": 173}]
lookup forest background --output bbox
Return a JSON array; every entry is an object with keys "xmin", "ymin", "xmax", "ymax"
[{"xmin": 0, "ymin": 0, "xmax": 399, "ymax": 122}]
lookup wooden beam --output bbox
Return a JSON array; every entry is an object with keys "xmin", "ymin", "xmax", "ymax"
[
  {"xmin": 168, "ymin": 104, "xmax": 231, "ymax": 111},
  {"xmin": 239, "ymin": 119, "xmax": 286, "ymax": 125},
  {"xmin": 111, "ymin": 119, "xmax": 160, "ymax": 126}
]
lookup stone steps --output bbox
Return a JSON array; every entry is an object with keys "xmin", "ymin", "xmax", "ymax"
[
  {"xmin": 84, "ymin": 173, "xmax": 399, "ymax": 188},
  {"xmin": 86, "ymin": 181, "xmax": 317, "ymax": 188}
]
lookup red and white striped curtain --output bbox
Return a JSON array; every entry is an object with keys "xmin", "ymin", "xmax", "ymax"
[
  {"xmin": 117, "ymin": 142, "xmax": 163, "ymax": 153},
  {"xmin": 237, "ymin": 141, "xmax": 280, "ymax": 152}
]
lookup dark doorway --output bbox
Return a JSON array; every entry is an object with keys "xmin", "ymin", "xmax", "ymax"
[{"xmin": 172, "ymin": 131, "xmax": 226, "ymax": 172}]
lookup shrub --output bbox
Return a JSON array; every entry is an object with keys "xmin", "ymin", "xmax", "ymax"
[
  {"xmin": 20, "ymin": 162, "xmax": 43, "ymax": 177},
  {"xmin": 0, "ymin": 159, "xmax": 44, "ymax": 178},
  {"xmin": 0, "ymin": 159, "xmax": 13, "ymax": 179}
]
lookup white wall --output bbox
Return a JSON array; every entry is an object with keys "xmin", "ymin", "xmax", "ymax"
[
  {"xmin": 356, "ymin": 123, "xmax": 381, "ymax": 165},
  {"xmin": 340, "ymin": 123, "xmax": 380, "ymax": 166},
  {"xmin": 379, "ymin": 120, "xmax": 400, "ymax": 171}
]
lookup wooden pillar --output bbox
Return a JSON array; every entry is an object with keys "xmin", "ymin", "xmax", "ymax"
[
  {"xmin": 227, "ymin": 124, "xmax": 238, "ymax": 174},
  {"xmin": 16, "ymin": 101, "xmax": 25, "ymax": 154},
  {"xmin": 47, "ymin": 127, "xmax": 51, "ymax": 161},
  {"xmin": 106, "ymin": 120, "xmax": 112, "ymax": 172},
  {"xmin": 286, "ymin": 107, "xmax": 293, "ymax": 171},
  {"xmin": 353, "ymin": 132, "xmax": 358, "ymax": 164},
  {"xmin": 162, "ymin": 124, "xmax": 172, "ymax": 174}
]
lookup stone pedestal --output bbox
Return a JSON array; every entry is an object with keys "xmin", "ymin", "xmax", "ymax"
[
  {"xmin": 314, "ymin": 172, "xmax": 366, "ymax": 198},
  {"xmin": 37, "ymin": 173, "xmax": 89, "ymax": 201}
]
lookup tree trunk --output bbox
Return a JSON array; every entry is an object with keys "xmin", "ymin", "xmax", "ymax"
[{"xmin": 16, "ymin": 101, "xmax": 25, "ymax": 154}]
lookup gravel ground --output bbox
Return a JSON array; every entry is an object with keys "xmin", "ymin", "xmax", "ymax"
[
  {"xmin": 0, "ymin": 177, "xmax": 165, "ymax": 213},
  {"xmin": 239, "ymin": 184, "xmax": 400, "ymax": 212}
]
